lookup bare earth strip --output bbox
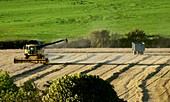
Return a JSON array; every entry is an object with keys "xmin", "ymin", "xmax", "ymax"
[{"xmin": 0, "ymin": 48, "xmax": 170, "ymax": 102}]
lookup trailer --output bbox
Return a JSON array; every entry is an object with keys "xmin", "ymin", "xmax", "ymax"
[{"xmin": 132, "ymin": 42, "xmax": 145, "ymax": 54}]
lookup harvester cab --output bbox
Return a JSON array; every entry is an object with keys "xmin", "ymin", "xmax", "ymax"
[
  {"xmin": 14, "ymin": 38, "xmax": 68, "ymax": 64},
  {"xmin": 23, "ymin": 40, "xmax": 45, "ymax": 58},
  {"xmin": 24, "ymin": 45, "xmax": 39, "ymax": 56}
]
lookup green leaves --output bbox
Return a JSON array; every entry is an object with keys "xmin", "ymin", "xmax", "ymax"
[
  {"xmin": 0, "ymin": 70, "xmax": 18, "ymax": 101},
  {"xmin": 125, "ymin": 29, "xmax": 147, "ymax": 43},
  {"xmin": 0, "ymin": 69, "xmax": 17, "ymax": 92},
  {"xmin": 43, "ymin": 74, "xmax": 125, "ymax": 102},
  {"xmin": 0, "ymin": 70, "xmax": 41, "ymax": 102},
  {"xmin": 0, "ymin": 70, "xmax": 126, "ymax": 102},
  {"xmin": 88, "ymin": 30, "xmax": 111, "ymax": 48}
]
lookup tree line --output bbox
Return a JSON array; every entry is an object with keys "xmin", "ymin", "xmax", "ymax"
[{"xmin": 0, "ymin": 29, "xmax": 170, "ymax": 49}]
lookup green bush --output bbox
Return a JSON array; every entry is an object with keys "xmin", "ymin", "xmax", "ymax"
[
  {"xmin": 88, "ymin": 30, "xmax": 111, "ymax": 48},
  {"xmin": 0, "ymin": 70, "xmax": 41, "ymax": 102},
  {"xmin": 0, "ymin": 69, "xmax": 17, "ymax": 93},
  {"xmin": 1, "ymin": 85, "xmax": 41, "ymax": 102},
  {"xmin": 125, "ymin": 28, "xmax": 147, "ymax": 43},
  {"xmin": 43, "ymin": 74, "xmax": 126, "ymax": 102},
  {"xmin": 0, "ymin": 69, "xmax": 18, "ymax": 101},
  {"xmin": 119, "ymin": 29, "xmax": 150, "ymax": 47},
  {"xmin": 15, "ymin": 81, "xmax": 42, "ymax": 102}
]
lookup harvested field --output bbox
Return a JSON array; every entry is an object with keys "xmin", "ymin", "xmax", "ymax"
[{"xmin": 0, "ymin": 48, "xmax": 170, "ymax": 102}]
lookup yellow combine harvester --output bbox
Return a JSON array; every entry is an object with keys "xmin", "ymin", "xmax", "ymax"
[{"xmin": 14, "ymin": 38, "xmax": 68, "ymax": 64}]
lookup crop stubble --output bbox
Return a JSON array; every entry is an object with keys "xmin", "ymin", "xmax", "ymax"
[{"xmin": 0, "ymin": 48, "xmax": 169, "ymax": 102}]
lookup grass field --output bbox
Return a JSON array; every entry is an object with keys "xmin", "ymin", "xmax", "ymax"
[{"xmin": 0, "ymin": 0, "xmax": 170, "ymax": 42}]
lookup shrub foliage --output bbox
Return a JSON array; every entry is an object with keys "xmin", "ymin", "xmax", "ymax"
[
  {"xmin": 88, "ymin": 30, "xmax": 110, "ymax": 48},
  {"xmin": 0, "ymin": 70, "xmax": 41, "ymax": 102},
  {"xmin": 0, "ymin": 69, "xmax": 17, "ymax": 92},
  {"xmin": 0, "ymin": 70, "xmax": 126, "ymax": 102},
  {"xmin": 125, "ymin": 29, "xmax": 147, "ymax": 43},
  {"xmin": 0, "ymin": 69, "xmax": 18, "ymax": 101},
  {"xmin": 43, "ymin": 74, "xmax": 126, "ymax": 102}
]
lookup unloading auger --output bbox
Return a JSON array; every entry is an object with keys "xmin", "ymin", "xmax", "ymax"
[{"xmin": 14, "ymin": 38, "xmax": 68, "ymax": 64}]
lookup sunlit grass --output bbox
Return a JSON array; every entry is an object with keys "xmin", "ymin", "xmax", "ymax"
[{"xmin": 0, "ymin": 0, "xmax": 170, "ymax": 42}]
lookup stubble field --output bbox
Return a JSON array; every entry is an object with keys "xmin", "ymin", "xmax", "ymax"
[{"xmin": 0, "ymin": 48, "xmax": 169, "ymax": 102}]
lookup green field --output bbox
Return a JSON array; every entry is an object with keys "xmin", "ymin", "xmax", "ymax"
[{"xmin": 0, "ymin": 0, "xmax": 170, "ymax": 42}]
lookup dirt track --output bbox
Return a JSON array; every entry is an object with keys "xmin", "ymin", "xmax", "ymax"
[{"xmin": 0, "ymin": 48, "xmax": 170, "ymax": 102}]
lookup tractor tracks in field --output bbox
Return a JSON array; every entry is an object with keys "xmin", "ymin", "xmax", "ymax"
[
  {"xmin": 27, "ymin": 54, "xmax": 96, "ymax": 83},
  {"xmin": 106, "ymin": 55, "xmax": 152, "ymax": 83},
  {"xmin": 12, "ymin": 65, "xmax": 53, "ymax": 82},
  {"xmin": 114, "ymin": 56, "xmax": 164, "ymax": 101},
  {"xmin": 80, "ymin": 55, "xmax": 123, "ymax": 74},
  {"xmin": 12, "ymin": 53, "xmax": 96, "ymax": 86},
  {"xmin": 10, "ymin": 64, "xmax": 36, "ymax": 74},
  {"xmin": 115, "ymin": 57, "xmax": 170, "ymax": 101},
  {"xmin": 146, "ymin": 68, "xmax": 170, "ymax": 88},
  {"xmin": 124, "ymin": 57, "xmax": 163, "ymax": 89},
  {"xmin": 138, "ymin": 59, "xmax": 170, "ymax": 102},
  {"xmin": 11, "ymin": 52, "xmax": 170, "ymax": 101},
  {"xmin": 13, "ymin": 64, "xmax": 65, "ymax": 86}
]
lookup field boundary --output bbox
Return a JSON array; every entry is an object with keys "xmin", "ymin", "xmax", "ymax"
[{"xmin": 45, "ymin": 48, "xmax": 170, "ymax": 53}]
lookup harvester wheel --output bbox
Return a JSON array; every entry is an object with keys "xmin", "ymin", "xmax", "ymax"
[{"xmin": 133, "ymin": 51, "xmax": 137, "ymax": 55}]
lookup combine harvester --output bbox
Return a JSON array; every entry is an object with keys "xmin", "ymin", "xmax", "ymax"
[{"xmin": 14, "ymin": 38, "xmax": 68, "ymax": 64}]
